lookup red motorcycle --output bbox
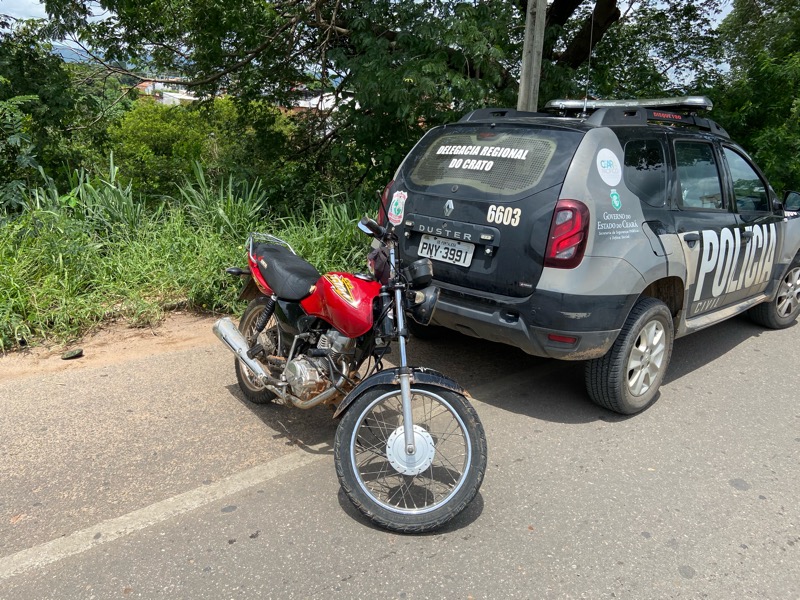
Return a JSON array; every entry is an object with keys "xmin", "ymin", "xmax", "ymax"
[{"xmin": 213, "ymin": 216, "xmax": 487, "ymax": 533}]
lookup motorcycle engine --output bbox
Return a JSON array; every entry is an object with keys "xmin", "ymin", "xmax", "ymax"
[
  {"xmin": 317, "ymin": 330, "xmax": 356, "ymax": 359},
  {"xmin": 284, "ymin": 357, "xmax": 328, "ymax": 400},
  {"xmin": 284, "ymin": 331, "xmax": 356, "ymax": 401}
]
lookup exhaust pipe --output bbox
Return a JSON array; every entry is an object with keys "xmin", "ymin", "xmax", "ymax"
[
  {"xmin": 213, "ymin": 317, "xmax": 272, "ymax": 384},
  {"xmin": 213, "ymin": 317, "xmax": 347, "ymax": 409}
]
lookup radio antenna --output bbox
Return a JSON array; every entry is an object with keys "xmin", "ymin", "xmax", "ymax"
[{"xmin": 582, "ymin": 3, "xmax": 597, "ymax": 116}]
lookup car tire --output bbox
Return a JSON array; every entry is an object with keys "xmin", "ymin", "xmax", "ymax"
[
  {"xmin": 585, "ymin": 297, "xmax": 674, "ymax": 415},
  {"xmin": 747, "ymin": 258, "xmax": 800, "ymax": 329}
]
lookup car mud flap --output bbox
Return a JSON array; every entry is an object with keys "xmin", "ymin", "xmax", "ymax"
[{"xmin": 332, "ymin": 367, "xmax": 465, "ymax": 419}]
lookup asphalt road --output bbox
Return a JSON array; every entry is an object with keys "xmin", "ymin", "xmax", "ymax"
[{"xmin": 1, "ymin": 314, "xmax": 799, "ymax": 599}]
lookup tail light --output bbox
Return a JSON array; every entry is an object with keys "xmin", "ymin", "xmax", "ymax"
[
  {"xmin": 544, "ymin": 199, "xmax": 590, "ymax": 269},
  {"xmin": 377, "ymin": 180, "xmax": 394, "ymax": 226}
]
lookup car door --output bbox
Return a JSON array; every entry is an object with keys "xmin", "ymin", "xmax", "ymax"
[
  {"xmin": 670, "ymin": 138, "xmax": 740, "ymax": 318},
  {"xmin": 721, "ymin": 145, "xmax": 781, "ymax": 303}
]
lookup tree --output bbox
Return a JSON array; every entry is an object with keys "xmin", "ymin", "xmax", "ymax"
[
  {"xmin": 588, "ymin": 0, "xmax": 723, "ymax": 98},
  {"xmin": 41, "ymin": 1, "xmax": 726, "ymax": 188},
  {"xmin": 711, "ymin": 0, "xmax": 800, "ymax": 191},
  {"xmin": 44, "ymin": 0, "xmax": 521, "ymax": 183},
  {"xmin": 0, "ymin": 19, "xmax": 74, "ymax": 168},
  {"xmin": 0, "ymin": 18, "xmax": 137, "ymax": 193},
  {"xmin": 0, "ymin": 91, "xmax": 39, "ymax": 211},
  {"xmin": 106, "ymin": 98, "xmax": 304, "ymax": 203}
]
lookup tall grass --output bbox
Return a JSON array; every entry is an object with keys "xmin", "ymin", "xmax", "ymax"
[
  {"xmin": 276, "ymin": 193, "xmax": 373, "ymax": 273},
  {"xmin": 27, "ymin": 156, "xmax": 153, "ymax": 233},
  {"xmin": 179, "ymin": 162, "xmax": 269, "ymax": 240},
  {"xmin": 0, "ymin": 170, "xmax": 375, "ymax": 351}
]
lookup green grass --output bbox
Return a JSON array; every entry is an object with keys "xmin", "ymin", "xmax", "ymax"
[{"xmin": 0, "ymin": 171, "xmax": 375, "ymax": 351}]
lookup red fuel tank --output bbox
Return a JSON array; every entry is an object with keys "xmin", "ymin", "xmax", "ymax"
[{"xmin": 300, "ymin": 272, "xmax": 382, "ymax": 338}]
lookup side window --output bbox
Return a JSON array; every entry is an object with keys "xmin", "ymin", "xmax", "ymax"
[
  {"xmin": 723, "ymin": 148, "xmax": 770, "ymax": 213},
  {"xmin": 675, "ymin": 141, "xmax": 724, "ymax": 210},
  {"xmin": 624, "ymin": 139, "xmax": 666, "ymax": 207}
]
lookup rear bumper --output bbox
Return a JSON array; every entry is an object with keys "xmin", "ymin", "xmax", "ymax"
[{"xmin": 431, "ymin": 285, "xmax": 634, "ymax": 360}]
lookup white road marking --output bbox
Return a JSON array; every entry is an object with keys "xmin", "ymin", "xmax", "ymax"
[
  {"xmin": 0, "ymin": 448, "xmax": 326, "ymax": 580},
  {"xmin": 0, "ymin": 369, "xmax": 535, "ymax": 581}
]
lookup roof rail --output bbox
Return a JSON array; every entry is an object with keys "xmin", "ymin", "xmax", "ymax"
[
  {"xmin": 455, "ymin": 99, "xmax": 728, "ymax": 138},
  {"xmin": 458, "ymin": 107, "xmax": 550, "ymax": 122},
  {"xmin": 542, "ymin": 97, "xmax": 727, "ymax": 139},
  {"xmin": 580, "ymin": 106, "xmax": 729, "ymax": 139},
  {"xmin": 544, "ymin": 96, "xmax": 714, "ymax": 114}
]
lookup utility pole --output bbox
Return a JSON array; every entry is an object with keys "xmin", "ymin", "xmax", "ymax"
[{"xmin": 517, "ymin": 0, "xmax": 548, "ymax": 112}]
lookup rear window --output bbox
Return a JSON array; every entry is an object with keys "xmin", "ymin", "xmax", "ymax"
[{"xmin": 401, "ymin": 125, "xmax": 582, "ymax": 200}]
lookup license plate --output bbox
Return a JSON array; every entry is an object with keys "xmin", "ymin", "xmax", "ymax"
[{"xmin": 418, "ymin": 235, "xmax": 475, "ymax": 267}]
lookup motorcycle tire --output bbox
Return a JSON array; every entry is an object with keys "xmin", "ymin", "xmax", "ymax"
[
  {"xmin": 234, "ymin": 297, "xmax": 281, "ymax": 405},
  {"xmin": 334, "ymin": 384, "xmax": 487, "ymax": 533}
]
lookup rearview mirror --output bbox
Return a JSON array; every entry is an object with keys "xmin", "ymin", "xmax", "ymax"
[{"xmin": 784, "ymin": 190, "xmax": 800, "ymax": 211}]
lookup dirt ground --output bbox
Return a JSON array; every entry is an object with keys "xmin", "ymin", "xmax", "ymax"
[{"xmin": 0, "ymin": 312, "xmax": 221, "ymax": 384}]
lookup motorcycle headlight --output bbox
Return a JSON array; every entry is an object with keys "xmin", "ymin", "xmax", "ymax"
[
  {"xmin": 403, "ymin": 258, "xmax": 434, "ymax": 289},
  {"xmin": 406, "ymin": 285, "xmax": 439, "ymax": 326}
]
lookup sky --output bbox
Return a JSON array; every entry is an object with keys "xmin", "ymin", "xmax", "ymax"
[{"xmin": 1, "ymin": 0, "xmax": 47, "ymax": 19}]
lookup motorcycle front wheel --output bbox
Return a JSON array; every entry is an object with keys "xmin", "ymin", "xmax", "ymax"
[{"xmin": 334, "ymin": 384, "xmax": 487, "ymax": 533}]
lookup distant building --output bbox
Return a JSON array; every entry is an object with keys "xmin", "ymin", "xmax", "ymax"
[
  {"xmin": 133, "ymin": 79, "xmax": 197, "ymax": 105},
  {"xmin": 134, "ymin": 81, "xmax": 155, "ymax": 94}
]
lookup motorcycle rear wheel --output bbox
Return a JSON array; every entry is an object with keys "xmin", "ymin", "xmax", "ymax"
[
  {"xmin": 334, "ymin": 384, "xmax": 487, "ymax": 533},
  {"xmin": 234, "ymin": 297, "xmax": 281, "ymax": 404}
]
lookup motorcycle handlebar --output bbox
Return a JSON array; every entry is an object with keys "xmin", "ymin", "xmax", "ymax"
[{"xmin": 359, "ymin": 215, "xmax": 386, "ymax": 239}]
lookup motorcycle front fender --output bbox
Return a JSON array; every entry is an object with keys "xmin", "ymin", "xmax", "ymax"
[{"xmin": 333, "ymin": 366, "xmax": 465, "ymax": 419}]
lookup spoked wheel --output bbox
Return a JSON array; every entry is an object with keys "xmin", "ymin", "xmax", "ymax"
[
  {"xmin": 234, "ymin": 297, "xmax": 281, "ymax": 404},
  {"xmin": 334, "ymin": 384, "xmax": 487, "ymax": 533}
]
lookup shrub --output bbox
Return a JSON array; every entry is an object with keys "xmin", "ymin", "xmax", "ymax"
[
  {"xmin": 0, "ymin": 178, "xmax": 374, "ymax": 350},
  {"xmin": 107, "ymin": 100, "xmax": 208, "ymax": 197}
]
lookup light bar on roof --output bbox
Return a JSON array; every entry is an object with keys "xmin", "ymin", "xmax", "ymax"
[{"xmin": 544, "ymin": 96, "xmax": 714, "ymax": 112}]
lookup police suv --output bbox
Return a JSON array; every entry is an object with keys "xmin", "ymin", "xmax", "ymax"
[{"xmin": 380, "ymin": 97, "xmax": 800, "ymax": 414}]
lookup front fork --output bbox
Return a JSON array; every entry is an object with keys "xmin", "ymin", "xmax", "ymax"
[{"xmin": 390, "ymin": 247, "xmax": 416, "ymax": 455}]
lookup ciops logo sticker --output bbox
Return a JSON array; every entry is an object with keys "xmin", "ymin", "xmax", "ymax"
[
  {"xmin": 388, "ymin": 190, "xmax": 407, "ymax": 226},
  {"xmin": 596, "ymin": 148, "xmax": 622, "ymax": 187}
]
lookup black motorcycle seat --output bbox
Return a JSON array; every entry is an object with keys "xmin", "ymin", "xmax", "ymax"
[{"xmin": 252, "ymin": 243, "xmax": 321, "ymax": 301}]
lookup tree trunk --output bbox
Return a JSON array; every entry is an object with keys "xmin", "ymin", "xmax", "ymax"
[{"xmin": 555, "ymin": 0, "xmax": 621, "ymax": 69}]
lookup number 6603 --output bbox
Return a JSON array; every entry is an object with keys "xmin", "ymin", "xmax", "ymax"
[{"xmin": 486, "ymin": 204, "xmax": 521, "ymax": 226}]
